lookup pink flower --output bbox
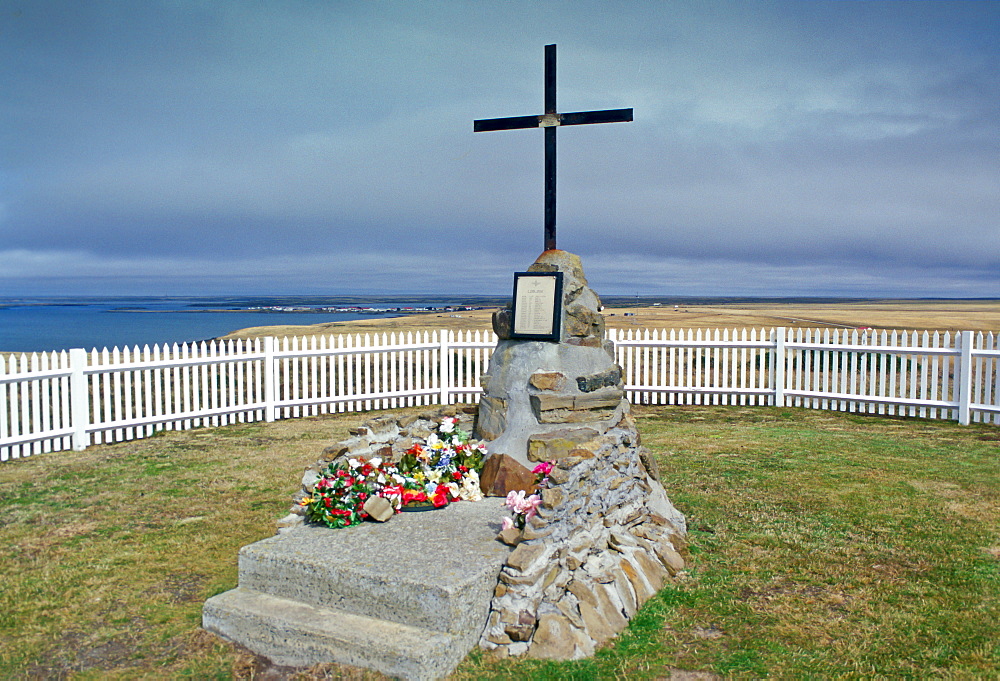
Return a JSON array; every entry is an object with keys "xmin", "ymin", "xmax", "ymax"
[
  {"xmin": 532, "ymin": 462, "xmax": 553, "ymax": 476},
  {"xmin": 505, "ymin": 490, "xmax": 526, "ymax": 512},
  {"xmin": 522, "ymin": 494, "xmax": 542, "ymax": 520},
  {"xmin": 501, "ymin": 516, "xmax": 514, "ymax": 531},
  {"xmin": 505, "ymin": 490, "xmax": 542, "ymax": 517}
]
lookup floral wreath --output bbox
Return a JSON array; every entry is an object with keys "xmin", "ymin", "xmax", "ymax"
[{"xmin": 301, "ymin": 417, "xmax": 487, "ymax": 529}]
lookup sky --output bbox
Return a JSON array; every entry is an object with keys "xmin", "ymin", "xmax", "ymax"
[{"xmin": 1, "ymin": 1, "xmax": 997, "ymax": 299}]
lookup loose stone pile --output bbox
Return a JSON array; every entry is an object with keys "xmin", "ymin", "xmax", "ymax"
[
  {"xmin": 474, "ymin": 250, "xmax": 689, "ymax": 658},
  {"xmin": 479, "ymin": 409, "xmax": 687, "ymax": 658},
  {"xmin": 277, "ymin": 406, "xmax": 479, "ymax": 532}
]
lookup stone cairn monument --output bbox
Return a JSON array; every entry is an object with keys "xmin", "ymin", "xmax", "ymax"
[
  {"xmin": 199, "ymin": 251, "xmax": 688, "ymax": 678},
  {"xmin": 474, "ymin": 249, "xmax": 687, "ymax": 659},
  {"xmin": 203, "ymin": 45, "xmax": 686, "ymax": 677}
]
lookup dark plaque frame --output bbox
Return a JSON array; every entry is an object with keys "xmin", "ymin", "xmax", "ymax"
[{"xmin": 510, "ymin": 271, "xmax": 563, "ymax": 341}]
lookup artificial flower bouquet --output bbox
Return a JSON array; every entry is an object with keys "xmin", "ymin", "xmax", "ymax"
[
  {"xmin": 501, "ymin": 461, "xmax": 553, "ymax": 531},
  {"xmin": 301, "ymin": 417, "xmax": 487, "ymax": 529}
]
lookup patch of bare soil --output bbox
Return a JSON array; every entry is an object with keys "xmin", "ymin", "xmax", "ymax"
[
  {"xmin": 26, "ymin": 613, "xmax": 151, "ymax": 676},
  {"xmin": 229, "ymin": 642, "xmax": 390, "ymax": 681}
]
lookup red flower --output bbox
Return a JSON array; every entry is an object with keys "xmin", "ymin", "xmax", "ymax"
[
  {"xmin": 402, "ymin": 490, "xmax": 427, "ymax": 505},
  {"xmin": 452, "ymin": 471, "xmax": 463, "ymax": 481},
  {"xmin": 431, "ymin": 484, "xmax": 451, "ymax": 507}
]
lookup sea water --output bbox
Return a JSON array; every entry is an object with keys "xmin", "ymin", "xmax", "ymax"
[{"xmin": 0, "ymin": 297, "xmax": 415, "ymax": 353}]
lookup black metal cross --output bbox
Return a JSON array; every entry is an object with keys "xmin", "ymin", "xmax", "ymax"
[{"xmin": 474, "ymin": 44, "xmax": 632, "ymax": 252}]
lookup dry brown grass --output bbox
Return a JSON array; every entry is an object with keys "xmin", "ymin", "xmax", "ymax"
[
  {"xmin": 0, "ymin": 408, "xmax": 412, "ymax": 679},
  {"xmin": 220, "ymin": 308, "xmax": 500, "ymax": 341},
  {"xmin": 220, "ymin": 300, "xmax": 1000, "ymax": 342}
]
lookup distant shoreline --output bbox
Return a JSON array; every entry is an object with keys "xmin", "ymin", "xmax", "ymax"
[
  {"xmin": 4, "ymin": 298, "xmax": 999, "ymax": 355},
  {"xmin": 217, "ymin": 299, "xmax": 1000, "ymax": 344},
  {"xmin": 106, "ymin": 307, "xmax": 485, "ymax": 315}
]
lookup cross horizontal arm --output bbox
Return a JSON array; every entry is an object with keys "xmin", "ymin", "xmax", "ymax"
[
  {"xmin": 474, "ymin": 115, "xmax": 541, "ymax": 132},
  {"xmin": 559, "ymin": 108, "xmax": 633, "ymax": 126},
  {"xmin": 474, "ymin": 107, "xmax": 633, "ymax": 133}
]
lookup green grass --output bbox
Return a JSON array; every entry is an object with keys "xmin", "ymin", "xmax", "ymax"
[{"xmin": 1, "ymin": 406, "xmax": 998, "ymax": 679}]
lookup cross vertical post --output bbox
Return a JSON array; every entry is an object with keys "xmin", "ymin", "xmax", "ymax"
[
  {"xmin": 544, "ymin": 44, "xmax": 557, "ymax": 251},
  {"xmin": 474, "ymin": 44, "xmax": 632, "ymax": 253}
]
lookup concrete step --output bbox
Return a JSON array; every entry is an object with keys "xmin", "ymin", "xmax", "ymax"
[
  {"xmin": 202, "ymin": 588, "xmax": 464, "ymax": 681},
  {"xmin": 203, "ymin": 497, "xmax": 511, "ymax": 679}
]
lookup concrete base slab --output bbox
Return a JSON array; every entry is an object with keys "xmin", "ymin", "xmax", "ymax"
[
  {"xmin": 203, "ymin": 588, "xmax": 463, "ymax": 680},
  {"xmin": 203, "ymin": 498, "xmax": 511, "ymax": 680}
]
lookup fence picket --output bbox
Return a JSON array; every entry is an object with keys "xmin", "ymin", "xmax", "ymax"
[
  {"xmin": 10, "ymin": 354, "xmax": 21, "ymax": 458},
  {"xmin": 38, "ymin": 352, "xmax": 52, "ymax": 453},
  {"xmin": 12, "ymin": 353, "xmax": 22, "ymax": 457},
  {"xmin": 0, "ymin": 356, "xmax": 9, "ymax": 461},
  {"xmin": 989, "ymin": 332, "xmax": 1000, "ymax": 425},
  {"xmin": 208, "ymin": 341, "xmax": 219, "ymax": 426},
  {"xmin": 973, "ymin": 331, "xmax": 985, "ymax": 423}
]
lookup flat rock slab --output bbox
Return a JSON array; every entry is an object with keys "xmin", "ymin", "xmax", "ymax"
[
  {"xmin": 204, "ymin": 498, "xmax": 511, "ymax": 680},
  {"xmin": 204, "ymin": 589, "xmax": 465, "ymax": 680}
]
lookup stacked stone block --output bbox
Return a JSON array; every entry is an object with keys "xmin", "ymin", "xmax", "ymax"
[
  {"xmin": 479, "ymin": 408, "xmax": 687, "ymax": 658},
  {"xmin": 475, "ymin": 250, "xmax": 633, "ymax": 495}
]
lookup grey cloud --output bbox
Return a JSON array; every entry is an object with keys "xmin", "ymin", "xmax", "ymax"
[{"xmin": 1, "ymin": 0, "xmax": 996, "ymax": 297}]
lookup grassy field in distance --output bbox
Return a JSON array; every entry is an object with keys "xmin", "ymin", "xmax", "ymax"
[{"xmin": 219, "ymin": 300, "xmax": 1000, "ymax": 341}]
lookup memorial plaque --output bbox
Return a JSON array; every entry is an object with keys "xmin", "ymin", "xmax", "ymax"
[{"xmin": 510, "ymin": 272, "xmax": 563, "ymax": 341}]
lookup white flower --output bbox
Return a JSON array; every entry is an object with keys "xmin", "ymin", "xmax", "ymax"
[
  {"xmin": 459, "ymin": 475, "xmax": 483, "ymax": 501},
  {"xmin": 370, "ymin": 457, "xmax": 382, "ymax": 468},
  {"xmin": 348, "ymin": 458, "xmax": 361, "ymax": 469},
  {"xmin": 439, "ymin": 417, "xmax": 457, "ymax": 434}
]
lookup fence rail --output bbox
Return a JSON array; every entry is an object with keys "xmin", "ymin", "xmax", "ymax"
[{"xmin": 2, "ymin": 327, "xmax": 997, "ymax": 461}]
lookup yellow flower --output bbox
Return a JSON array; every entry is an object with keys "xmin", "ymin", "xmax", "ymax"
[{"xmin": 299, "ymin": 497, "xmax": 313, "ymax": 506}]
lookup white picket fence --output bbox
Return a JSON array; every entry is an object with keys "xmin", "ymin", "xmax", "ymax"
[{"xmin": 2, "ymin": 327, "xmax": 998, "ymax": 461}]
